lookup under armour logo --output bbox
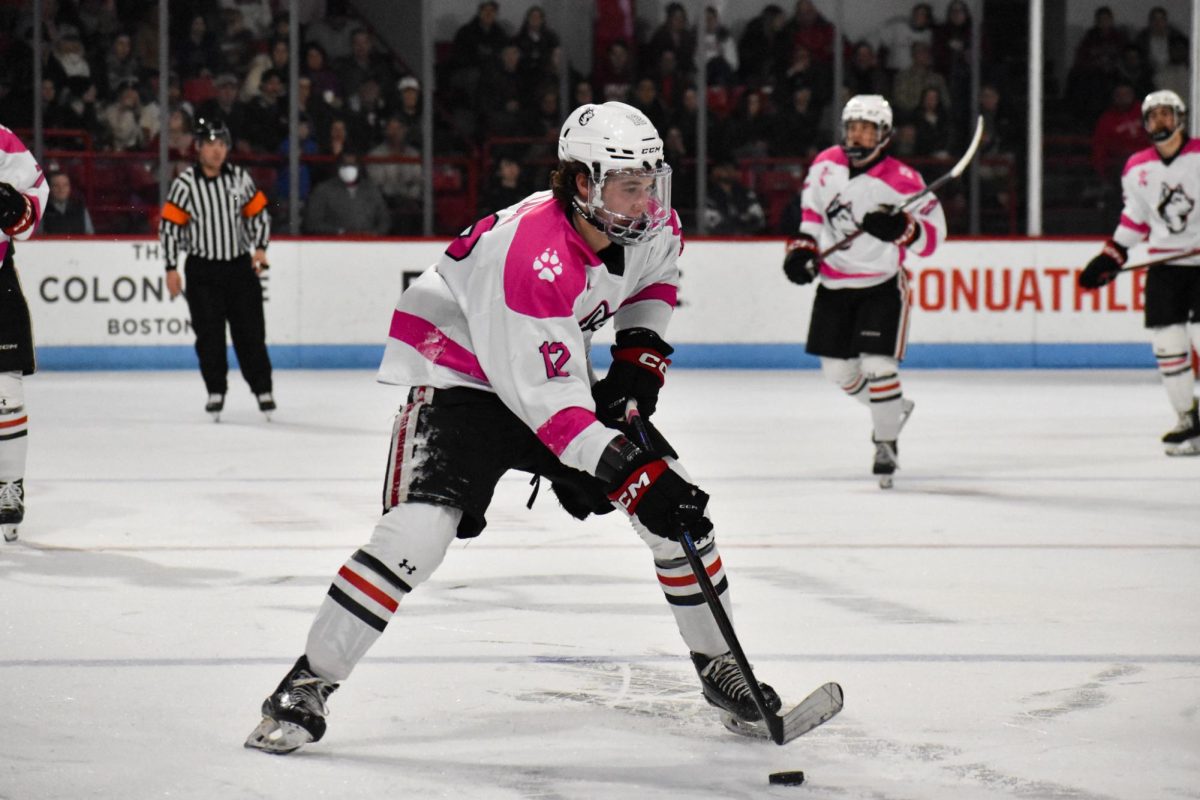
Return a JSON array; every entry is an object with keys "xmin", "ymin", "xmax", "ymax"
[{"xmin": 396, "ymin": 559, "xmax": 417, "ymax": 575}]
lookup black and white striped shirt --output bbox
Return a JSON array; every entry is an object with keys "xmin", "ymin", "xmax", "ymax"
[{"xmin": 159, "ymin": 163, "xmax": 270, "ymax": 269}]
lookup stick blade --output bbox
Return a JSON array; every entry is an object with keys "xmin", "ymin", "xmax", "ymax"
[{"xmin": 780, "ymin": 682, "xmax": 843, "ymax": 744}]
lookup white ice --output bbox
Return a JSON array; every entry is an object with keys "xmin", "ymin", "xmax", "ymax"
[{"xmin": 2, "ymin": 369, "xmax": 1198, "ymax": 800}]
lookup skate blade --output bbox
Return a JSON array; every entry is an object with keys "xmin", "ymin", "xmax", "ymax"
[
  {"xmin": 3, "ymin": 526, "xmax": 17, "ymax": 543},
  {"xmin": 209, "ymin": 413, "xmax": 221, "ymax": 423},
  {"xmin": 1165, "ymin": 438, "xmax": 1200, "ymax": 456},
  {"xmin": 719, "ymin": 682, "xmax": 844, "ymax": 744},
  {"xmin": 878, "ymin": 475, "xmax": 894, "ymax": 489},
  {"xmin": 244, "ymin": 717, "xmax": 313, "ymax": 754}
]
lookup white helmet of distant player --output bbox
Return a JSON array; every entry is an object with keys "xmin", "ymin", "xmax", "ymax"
[
  {"xmin": 558, "ymin": 101, "xmax": 673, "ymax": 245},
  {"xmin": 1141, "ymin": 89, "xmax": 1186, "ymax": 143},
  {"xmin": 841, "ymin": 94, "xmax": 893, "ymax": 163}
]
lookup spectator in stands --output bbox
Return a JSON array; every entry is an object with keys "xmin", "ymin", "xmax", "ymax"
[
  {"xmin": 1115, "ymin": 44, "xmax": 1154, "ymax": 99},
  {"xmin": 275, "ymin": 113, "xmax": 319, "ymax": 216},
  {"xmin": 647, "ymin": 2, "xmax": 696, "ymax": 74},
  {"xmin": 784, "ymin": 0, "xmax": 836, "ymax": 65},
  {"xmin": 241, "ymin": 38, "xmax": 289, "ymax": 102},
  {"xmin": 449, "ymin": 1, "xmax": 509, "ymax": 99},
  {"xmin": 337, "ymin": 28, "xmax": 397, "ymax": 100},
  {"xmin": 41, "ymin": 170, "xmax": 95, "ymax": 235},
  {"xmin": 514, "ymin": 5, "xmax": 560, "ymax": 85},
  {"xmin": 662, "ymin": 124, "xmax": 695, "ymax": 223},
  {"xmin": 912, "ymin": 86, "xmax": 954, "ymax": 158},
  {"xmin": 1153, "ymin": 37, "xmax": 1189, "ymax": 100},
  {"xmin": 101, "ymin": 77, "xmax": 146, "ymax": 150},
  {"xmin": 593, "ymin": 39, "xmax": 635, "ymax": 103},
  {"xmin": 367, "ymin": 116, "xmax": 421, "ymax": 234},
  {"xmin": 216, "ymin": 7, "xmax": 256, "ymax": 76},
  {"xmin": 1067, "ymin": 6, "xmax": 1127, "ymax": 125},
  {"xmin": 573, "ymin": 79, "xmax": 594, "ymax": 108},
  {"xmin": 1091, "ymin": 82, "xmax": 1143, "ymax": 184},
  {"xmin": 46, "ymin": 28, "xmax": 92, "ymax": 91},
  {"xmin": 890, "ymin": 120, "xmax": 919, "ymax": 157},
  {"xmin": 306, "ymin": 0, "xmax": 357, "ymax": 62},
  {"xmin": 977, "ymin": 84, "xmax": 1017, "ymax": 158},
  {"xmin": 132, "ymin": 4, "xmax": 160, "ymax": 69},
  {"xmin": 164, "ymin": 108, "xmax": 196, "ymax": 160},
  {"xmin": 631, "ymin": 78, "xmax": 671, "ymax": 134},
  {"xmin": 875, "ymin": 3, "xmax": 934, "ymax": 73},
  {"xmin": 478, "ymin": 155, "xmax": 526, "ymax": 216},
  {"xmin": 196, "ymin": 73, "xmax": 251, "ymax": 153},
  {"xmin": 704, "ymin": 160, "xmax": 765, "ymax": 235},
  {"xmin": 771, "ymin": 86, "xmax": 821, "ymax": 158},
  {"xmin": 296, "ymin": 75, "xmax": 334, "ymax": 145},
  {"xmin": 242, "ymin": 69, "xmax": 289, "ymax": 153},
  {"xmin": 394, "ymin": 76, "xmax": 423, "ymax": 150},
  {"xmin": 93, "ymin": 31, "xmax": 139, "ymax": 98},
  {"xmin": 776, "ymin": 43, "xmax": 831, "ymax": 116},
  {"xmin": 314, "ymin": 117, "xmax": 354, "ymax": 183},
  {"xmin": 720, "ymin": 89, "xmax": 775, "ymax": 161},
  {"xmin": 76, "ymin": 0, "xmax": 120, "ymax": 50},
  {"xmin": 303, "ymin": 42, "xmax": 342, "ymax": 105},
  {"xmin": 703, "ymin": 5, "xmax": 738, "ymax": 87},
  {"xmin": 892, "ymin": 40, "xmax": 950, "ymax": 115},
  {"xmin": 304, "ymin": 151, "xmax": 390, "ymax": 235},
  {"xmin": 738, "ymin": 4, "xmax": 789, "ymax": 87},
  {"xmin": 650, "ymin": 49, "xmax": 686, "ymax": 109},
  {"xmin": 220, "ymin": 0, "xmax": 273, "ymax": 39},
  {"xmin": 174, "ymin": 14, "xmax": 220, "ymax": 80},
  {"xmin": 347, "ymin": 76, "xmax": 390, "ymax": 150},
  {"xmin": 55, "ymin": 76, "xmax": 102, "ymax": 135},
  {"xmin": 478, "ymin": 43, "xmax": 530, "ymax": 142},
  {"xmin": 1135, "ymin": 7, "xmax": 1186, "ymax": 74},
  {"xmin": 933, "ymin": 0, "xmax": 982, "ymax": 133},
  {"xmin": 845, "ymin": 41, "xmax": 889, "ymax": 98},
  {"xmin": 527, "ymin": 85, "xmax": 562, "ymax": 139}
]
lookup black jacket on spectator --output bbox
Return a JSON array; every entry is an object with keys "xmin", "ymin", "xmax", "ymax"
[{"xmin": 41, "ymin": 197, "xmax": 92, "ymax": 234}]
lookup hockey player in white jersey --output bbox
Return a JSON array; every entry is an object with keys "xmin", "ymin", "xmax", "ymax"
[
  {"xmin": 1079, "ymin": 89, "xmax": 1200, "ymax": 456},
  {"xmin": 0, "ymin": 125, "xmax": 48, "ymax": 543},
  {"xmin": 245, "ymin": 101, "xmax": 783, "ymax": 754},
  {"xmin": 781, "ymin": 95, "xmax": 946, "ymax": 487}
]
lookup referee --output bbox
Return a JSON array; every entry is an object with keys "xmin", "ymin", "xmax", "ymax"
[{"xmin": 161, "ymin": 117, "xmax": 275, "ymax": 420}]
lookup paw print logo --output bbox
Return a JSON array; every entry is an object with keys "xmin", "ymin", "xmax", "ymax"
[{"xmin": 533, "ymin": 248, "xmax": 562, "ymax": 282}]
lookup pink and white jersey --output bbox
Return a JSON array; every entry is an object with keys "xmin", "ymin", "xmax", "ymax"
[
  {"xmin": 798, "ymin": 146, "xmax": 946, "ymax": 290},
  {"xmin": 378, "ymin": 191, "xmax": 683, "ymax": 476},
  {"xmin": 0, "ymin": 125, "xmax": 48, "ymax": 255},
  {"xmin": 1112, "ymin": 139, "xmax": 1200, "ymax": 264}
]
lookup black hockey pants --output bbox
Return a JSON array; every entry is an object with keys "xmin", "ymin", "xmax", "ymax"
[{"xmin": 184, "ymin": 254, "xmax": 272, "ymax": 395}]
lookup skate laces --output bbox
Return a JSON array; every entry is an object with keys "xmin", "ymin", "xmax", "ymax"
[
  {"xmin": 701, "ymin": 654, "xmax": 753, "ymax": 701},
  {"xmin": 0, "ymin": 482, "xmax": 22, "ymax": 513},
  {"xmin": 285, "ymin": 672, "xmax": 336, "ymax": 717}
]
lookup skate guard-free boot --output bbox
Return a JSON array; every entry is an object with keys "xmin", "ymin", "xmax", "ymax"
[
  {"xmin": 692, "ymin": 651, "xmax": 781, "ymax": 723},
  {"xmin": 1163, "ymin": 402, "xmax": 1200, "ymax": 456},
  {"xmin": 0, "ymin": 479, "xmax": 24, "ymax": 543},
  {"xmin": 245, "ymin": 656, "xmax": 339, "ymax": 754}
]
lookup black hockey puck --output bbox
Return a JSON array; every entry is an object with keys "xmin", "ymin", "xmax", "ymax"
[{"xmin": 768, "ymin": 770, "xmax": 805, "ymax": 786}]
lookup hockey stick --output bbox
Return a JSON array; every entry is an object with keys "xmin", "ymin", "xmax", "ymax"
[
  {"xmin": 623, "ymin": 402, "xmax": 843, "ymax": 745},
  {"xmin": 818, "ymin": 115, "xmax": 985, "ymax": 259},
  {"xmin": 1118, "ymin": 247, "xmax": 1200, "ymax": 273}
]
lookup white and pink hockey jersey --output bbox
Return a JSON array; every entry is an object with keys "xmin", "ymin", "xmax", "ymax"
[
  {"xmin": 0, "ymin": 125, "xmax": 48, "ymax": 257},
  {"xmin": 378, "ymin": 191, "xmax": 683, "ymax": 476},
  {"xmin": 1112, "ymin": 140, "xmax": 1200, "ymax": 264},
  {"xmin": 799, "ymin": 146, "xmax": 946, "ymax": 289}
]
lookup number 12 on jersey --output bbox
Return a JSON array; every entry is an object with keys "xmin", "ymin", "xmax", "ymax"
[{"xmin": 539, "ymin": 341, "xmax": 571, "ymax": 378}]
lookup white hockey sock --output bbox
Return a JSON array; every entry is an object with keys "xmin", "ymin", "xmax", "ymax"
[
  {"xmin": 0, "ymin": 372, "xmax": 28, "ymax": 482},
  {"xmin": 865, "ymin": 369, "xmax": 904, "ymax": 442},
  {"xmin": 306, "ymin": 502, "xmax": 460, "ymax": 682},
  {"xmin": 820, "ymin": 357, "xmax": 870, "ymax": 408},
  {"xmin": 1152, "ymin": 325, "xmax": 1196, "ymax": 414}
]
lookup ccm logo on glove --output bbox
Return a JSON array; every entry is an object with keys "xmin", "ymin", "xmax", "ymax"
[{"xmin": 609, "ymin": 459, "xmax": 669, "ymax": 513}]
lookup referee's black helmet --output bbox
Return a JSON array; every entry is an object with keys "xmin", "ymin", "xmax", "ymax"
[{"xmin": 195, "ymin": 116, "xmax": 232, "ymax": 146}]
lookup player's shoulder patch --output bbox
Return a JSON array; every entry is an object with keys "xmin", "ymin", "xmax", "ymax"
[
  {"xmin": 502, "ymin": 199, "xmax": 592, "ymax": 318},
  {"xmin": 868, "ymin": 157, "xmax": 925, "ymax": 195},
  {"xmin": 812, "ymin": 145, "xmax": 849, "ymax": 168},
  {"xmin": 1122, "ymin": 146, "xmax": 1161, "ymax": 176}
]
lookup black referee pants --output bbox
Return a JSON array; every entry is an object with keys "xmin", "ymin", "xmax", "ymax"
[{"xmin": 184, "ymin": 254, "xmax": 272, "ymax": 396}]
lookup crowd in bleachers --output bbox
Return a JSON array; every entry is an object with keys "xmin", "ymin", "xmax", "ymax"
[{"xmin": 0, "ymin": 1, "xmax": 1189, "ymax": 237}]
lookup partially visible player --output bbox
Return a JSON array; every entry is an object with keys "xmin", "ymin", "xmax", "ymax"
[
  {"xmin": 781, "ymin": 95, "xmax": 946, "ymax": 487},
  {"xmin": 244, "ymin": 102, "xmax": 782, "ymax": 755},
  {"xmin": 1079, "ymin": 89, "xmax": 1200, "ymax": 456},
  {"xmin": 0, "ymin": 125, "xmax": 48, "ymax": 542}
]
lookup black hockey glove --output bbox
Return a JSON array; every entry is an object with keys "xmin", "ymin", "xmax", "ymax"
[
  {"xmin": 599, "ymin": 436, "xmax": 712, "ymax": 540},
  {"xmin": 782, "ymin": 235, "xmax": 818, "ymax": 284},
  {"xmin": 0, "ymin": 182, "xmax": 30, "ymax": 231},
  {"xmin": 592, "ymin": 328, "xmax": 673, "ymax": 423},
  {"xmin": 861, "ymin": 209, "xmax": 919, "ymax": 246},
  {"xmin": 1078, "ymin": 240, "xmax": 1127, "ymax": 289}
]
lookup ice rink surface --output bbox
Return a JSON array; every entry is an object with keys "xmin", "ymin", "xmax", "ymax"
[{"xmin": 2, "ymin": 368, "xmax": 1198, "ymax": 800}]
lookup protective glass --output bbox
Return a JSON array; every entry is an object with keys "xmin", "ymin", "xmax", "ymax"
[{"xmin": 587, "ymin": 165, "xmax": 673, "ymax": 245}]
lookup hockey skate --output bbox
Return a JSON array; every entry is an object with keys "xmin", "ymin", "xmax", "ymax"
[
  {"xmin": 0, "ymin": 479, "xmax": 23, "ymax": 543},
  {"xmin": 245, "ymin": 656, "xmax": 339, "ymax": 755},
  {"xmin": 873, "ymin": 440, "xmax": 898, "ymax": 489},
  {"xmin": 1162, "ymin": 402, "xmax": 1200, "ymax": 457},
  {"xmin": 256, "ymin": 392, "xmax": 276, "ymax": 421},
  {"xmin": 692, "ymin": 651, "xmax": 781, "ymax": 733},
  {"xmin": 205, "ymin": 393, "xmax": 225, "ymax": 422}
]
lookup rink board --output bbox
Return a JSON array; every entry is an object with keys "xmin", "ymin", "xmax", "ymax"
[{"xmin": 17, "ymin": 238, "xmax": 1159, "ymax": 369}]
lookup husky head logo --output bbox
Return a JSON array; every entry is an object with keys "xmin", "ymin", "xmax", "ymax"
[
  {"xmin": 825, "ymin": 196, "xmax": 857, "ymax": 238},
  {"xmin": 1157, "ymin": 184, "xmax": 1195, "ymax": 234},
  {"xmin": 578, "ymin": 108, "xmax": 595, "ymax": 125}
]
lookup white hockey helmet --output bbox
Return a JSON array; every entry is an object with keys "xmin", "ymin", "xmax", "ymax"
[
  {"xmin": 841, "ymin": 94, "xmax": 893, "ymax": 162},
  {"xmin": 558, "ymin": 101, "xmax": 673, "ymax": 245},
  {"xmin": 1141, "ymin": 89, "xmax": 1187, "ymax": 142}
]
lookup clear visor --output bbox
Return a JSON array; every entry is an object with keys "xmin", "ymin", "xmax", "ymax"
[{"xmin": 587, "ymin": 165, "xmax": 673, "ymax": 245}]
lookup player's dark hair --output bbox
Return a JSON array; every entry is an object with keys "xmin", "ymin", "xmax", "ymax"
[{"xmin": 550, "ymin": 159, "xmax": 589, "ymax": 212}]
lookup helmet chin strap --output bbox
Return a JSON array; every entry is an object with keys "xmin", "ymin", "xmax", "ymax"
[
  {"xmin": 1149, "ymin": 122, "xmax": 1183, "ymax": 143},
  {"xmin": 844, "ymin": 135, "xmax": 891, "ymax": 165}
]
